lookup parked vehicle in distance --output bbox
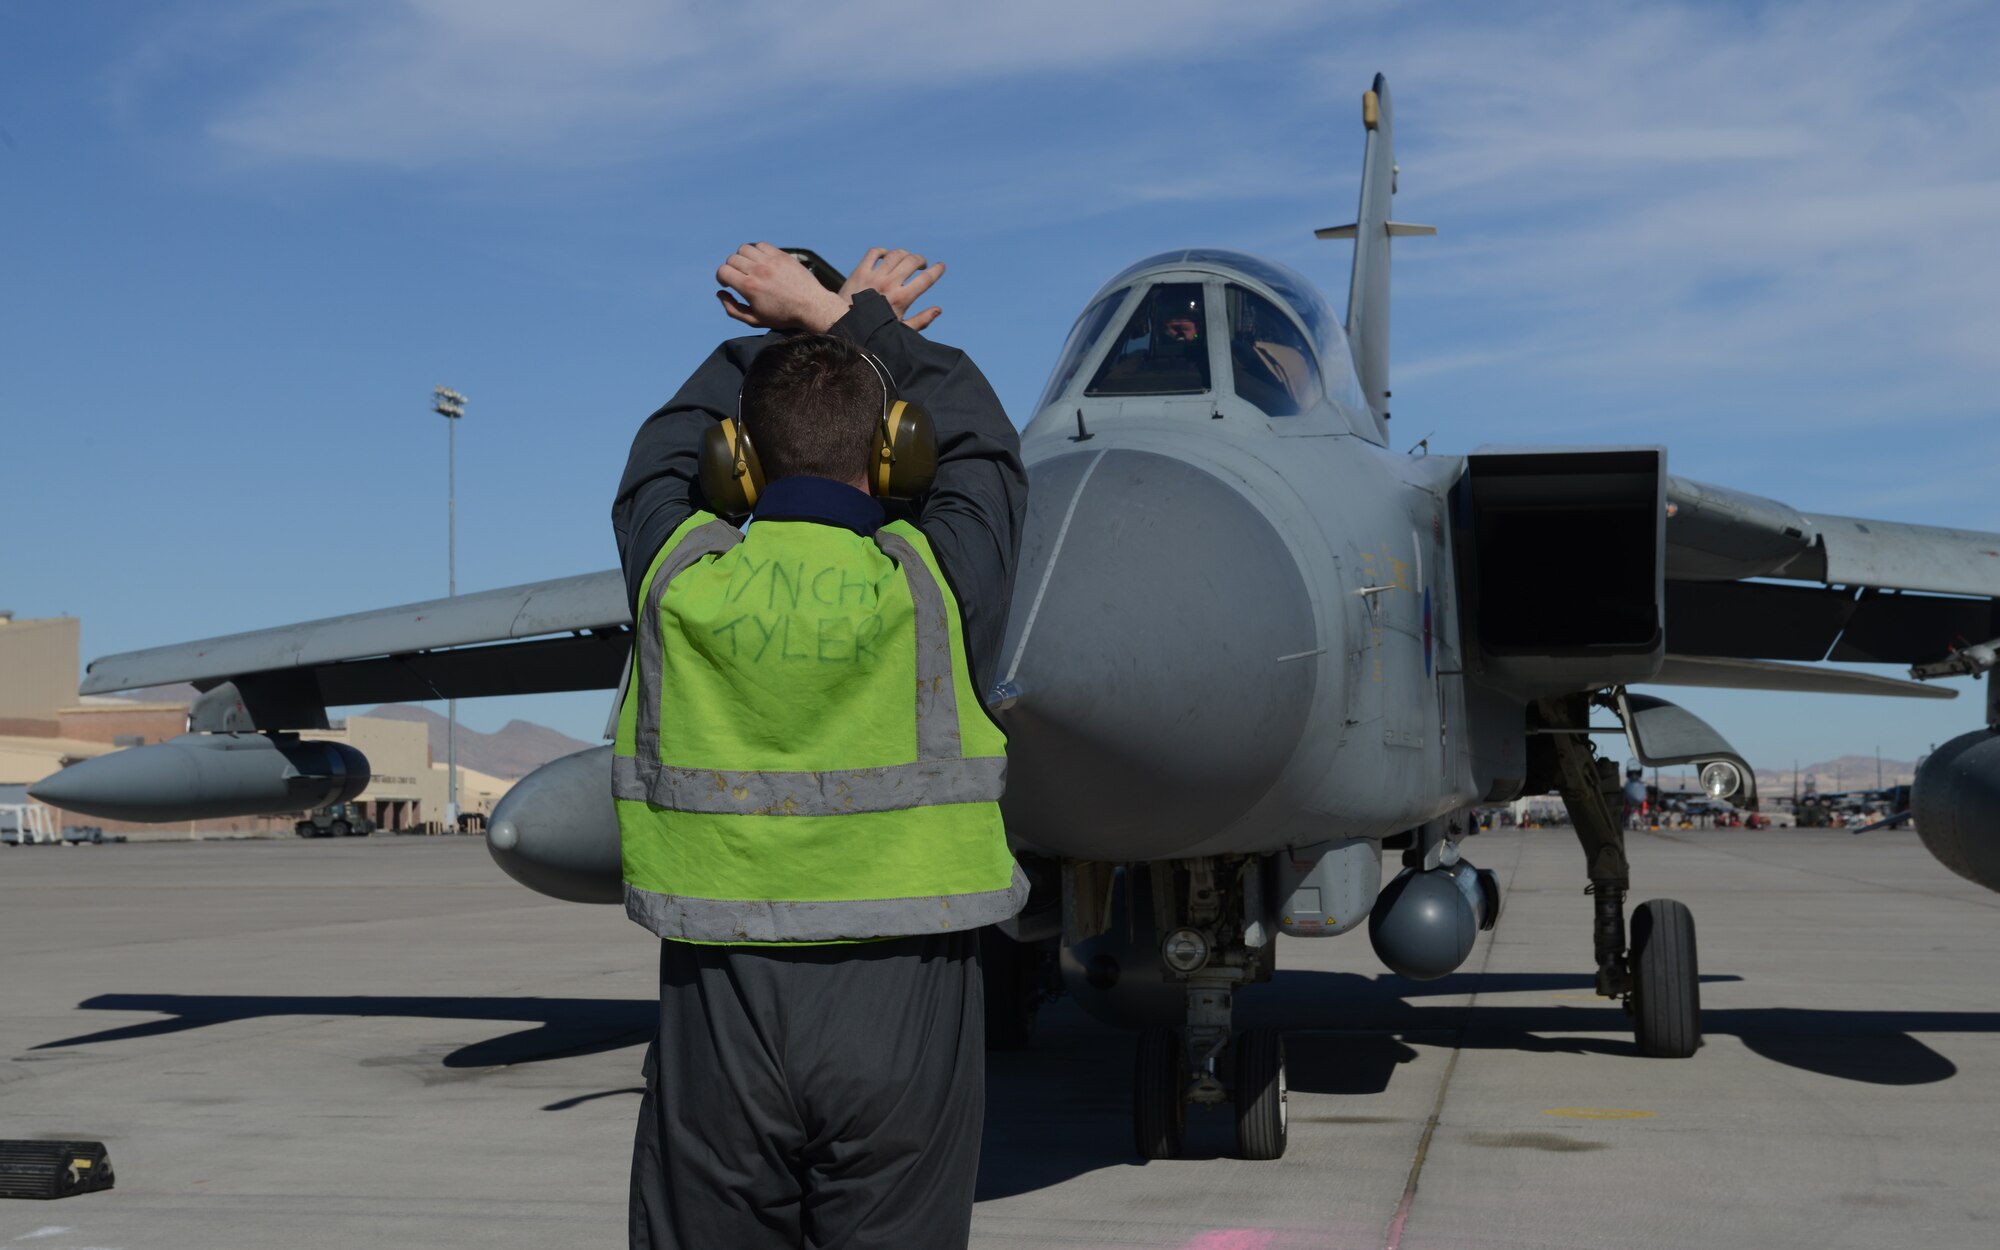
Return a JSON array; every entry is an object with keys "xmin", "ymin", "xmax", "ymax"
[{"xmin": 295, "ymin": 803, "xmax": 376, "ymax": 838}]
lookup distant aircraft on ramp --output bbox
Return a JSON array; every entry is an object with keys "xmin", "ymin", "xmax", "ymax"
[{"xmin": 38, "ymin": 74, "xmax": 2000, "ymax": 1162}]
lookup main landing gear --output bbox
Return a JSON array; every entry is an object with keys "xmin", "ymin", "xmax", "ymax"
[
  {"xmin": 1539, "ymin": 696, "xmax": 1702, "ymax": 1058},
  {"xmin": 1124, "ymin": 859, "xmax": 1289, "ymax": 1160}
]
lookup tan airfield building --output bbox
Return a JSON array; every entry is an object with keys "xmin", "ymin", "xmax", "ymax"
[{"xmin": 1, "ymin": 611, "xmax": 504, "ymax": 835}]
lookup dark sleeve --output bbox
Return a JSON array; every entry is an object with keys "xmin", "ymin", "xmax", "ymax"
[
  {"xmin": 611, "ymin": 334, "xmax": 768, "ymax": 610},
  {"xmin": 611, "ymin": 293, "xmax": 1027, "ymax": 690},
  {"xmin": 834, "ymin": 291, "xmax": 1028, "ymax": 692}
]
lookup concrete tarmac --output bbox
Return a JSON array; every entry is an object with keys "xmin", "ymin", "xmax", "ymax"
[{"xmin": 2, "ymin": 826, "xmax": 1996, "ymax": 1248}]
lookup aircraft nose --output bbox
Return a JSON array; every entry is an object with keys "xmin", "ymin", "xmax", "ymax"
[{"xmin": 996, "ymin": 448, "xmax": 1319, "ymax": 860}]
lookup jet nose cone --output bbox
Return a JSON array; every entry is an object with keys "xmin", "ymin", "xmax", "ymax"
[
  {"xmin": 997, "ymin": 449, "xmax": 1319, "ymax": 859},
  {"xmin": 25, "ymin": 766, "xmax": 93, "ymax": 809},
  {"xmin": 27, "ymin": 743, "xmax": 193, "ymax": 819},
  {"xmin": 485, "ymin": 745, "xmax": 623, "ymax": 903}
]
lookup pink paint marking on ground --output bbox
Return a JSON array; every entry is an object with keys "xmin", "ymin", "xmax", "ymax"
[
  {"xmin": 1383, "ymin": 1188, "xmax": 1419, "ymax": 1250},
  {"xmin": 1180, "ymin": 1231, "xmax": 1278, "ymax": 1250}
]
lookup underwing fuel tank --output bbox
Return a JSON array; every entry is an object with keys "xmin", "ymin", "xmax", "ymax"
[
  {"xmin": 28, "ymin": 733, "xmax": 368, "ymax": 823},
  {"xmin": 485, "ymin": 745, "xmax": 623, "ymax": 903},
  {"xmin": 996, "ymin": 448, "xmax": 1321, "ymax": 861},
  {"xmin": 1912, "ymin": 728, "xmax": 2000, "ymax": 891}
]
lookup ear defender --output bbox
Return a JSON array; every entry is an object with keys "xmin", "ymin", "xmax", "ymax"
[
  {"xmin": 699, "ymin": 412, "xmax": 764, "ymax": 518},
  {"xmin": 871, "ymin": 396, "xmax": 937, "ymax": 500},
  {"xmin": 859, "ymin": 352, "xmax": 938, "ymax": 501}
]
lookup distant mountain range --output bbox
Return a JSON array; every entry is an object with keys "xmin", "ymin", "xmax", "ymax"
[
  {"xmin": 359, "ymin": 705, "xmax": 595, "ymax": 780},
  {"xmin": 98, "ymin": 689, "xmax": 1923, "ymax": 792},
  {"xmin": 1649, "ymin": 755, "xmax": 1920, "ymax": 795}
]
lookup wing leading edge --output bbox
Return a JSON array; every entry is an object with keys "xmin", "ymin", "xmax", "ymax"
[
  {"xmin": 1660, "ymin": 475, "xmax": 2000, "ymax": 689},
  {"xmin": 1667, "ymin": 475, "xmax": 2000, "ymax": 599},
  {"xmin": 80, "ymin": 570, "xmax": 633, "ymax": 709}
]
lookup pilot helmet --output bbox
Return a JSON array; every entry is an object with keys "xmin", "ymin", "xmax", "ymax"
[{"xmin": 1151, "ymin": 289, "xmax": 1203, "ymax": 344}]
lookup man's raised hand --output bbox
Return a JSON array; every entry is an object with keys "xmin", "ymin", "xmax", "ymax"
[
  {"xmin": 715, "ymin": 243, "xmax": 851, "ymax": 334},
  {"xmin": 840, "ymin": 248, "xmax": 945, "ymax": 332}
]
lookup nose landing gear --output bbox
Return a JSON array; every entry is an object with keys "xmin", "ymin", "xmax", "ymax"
[
  {"xmin": 1127, "ymin": 858, "xmax": 1290, "ymax": 1160},
  {"xmin": 1131, "ymin": 1024, "xmax": 1290, "ymax": 1161}
]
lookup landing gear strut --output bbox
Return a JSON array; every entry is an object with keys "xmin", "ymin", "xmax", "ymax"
[
  {"xmin": 1538, "ymin": 695, "xmax": 1702, "ymax": 1057},
  {"xmin": 1126, "ymin": 858, "xmax": 1288, "ymax": 1160}
]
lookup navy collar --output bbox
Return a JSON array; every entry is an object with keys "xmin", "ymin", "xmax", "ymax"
[{"xmin": 752, "ymin": 475, "xmax": 884, "ymax": 536}]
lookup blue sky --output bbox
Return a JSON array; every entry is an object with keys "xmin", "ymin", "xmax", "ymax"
[{"xmin": 6, "ymin": 0, "xmax": 1998, "ymax": 768}]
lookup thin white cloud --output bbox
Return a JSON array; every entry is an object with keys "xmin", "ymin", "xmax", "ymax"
[
  {"xmin": 121, "ymin": 0, "xmax": 2000, "ymax": 448},
  {"xmin": 1359, "ymin": 1, "xmax": 2000, "ymax": 426},
  {"xmin": 185, "ymin": 0, "xmax": 1330, "ymax": 166}
]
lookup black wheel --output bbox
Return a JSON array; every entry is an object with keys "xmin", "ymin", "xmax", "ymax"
[
  {"xmin": 979, "ymin": 928, "xmax": 1041, "ymax": 1051},
  {"xmin": 1233, "ymin": 1029, "xmax": 1289, "ymax": 1160},
  {"xmin": 295, "ymin": 822, "xmax": 312, "ymax": 838},
  {"xmin": 1631, "ymin": 898, "xmax": 1701, "ymax": 1058},
  {"xmin": 330, "ymin": 820, "xmax": 351, "ymax": 837},
  {"xmin": 1132, "ymin": 1029, "xmax": 1186, "ymax": 1160}
]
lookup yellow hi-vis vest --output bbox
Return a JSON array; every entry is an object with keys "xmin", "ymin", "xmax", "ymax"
[{"xmin": 613, "ymin": 510, "xmax": 1027, "ymax": 943}]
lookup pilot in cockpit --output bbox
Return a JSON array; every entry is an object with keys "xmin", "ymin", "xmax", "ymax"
[
  {"xmin": 1087, "ymin": 283, "xmax": 1211, "ymax": 395},
  {"xmin": 1158, "ymin": 295, "xmax": 1201, "ymax": 345}
]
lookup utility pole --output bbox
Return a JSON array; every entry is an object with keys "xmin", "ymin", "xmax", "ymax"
[{"xmin": 432, "ymin": 386, "xmax": 466, "ymax": 833}]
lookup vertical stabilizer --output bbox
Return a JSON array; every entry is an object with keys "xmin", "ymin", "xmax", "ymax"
[{"xmin": 1316, "ymin": 74, "xmax": 1433, "ymax": 432}]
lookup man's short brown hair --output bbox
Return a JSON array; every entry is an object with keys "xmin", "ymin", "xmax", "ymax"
[{"xmin": 740, "ymin": 335, "xmax": 883, "ymax": 484}]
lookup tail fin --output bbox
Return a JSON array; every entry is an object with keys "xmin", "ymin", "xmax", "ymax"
[{"xmin": 1316, "ymin": 74, "xmax": 1434, "ymax": 431}]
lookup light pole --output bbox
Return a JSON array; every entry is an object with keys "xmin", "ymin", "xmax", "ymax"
[{"xmin": 432, "ymin": 385, "xmax": 466, "ymax": 832}]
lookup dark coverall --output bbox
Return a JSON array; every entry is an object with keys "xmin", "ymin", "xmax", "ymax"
[{"xmin": 611, "ymin": 288, "xmax": 1028, "ymax": 1250}]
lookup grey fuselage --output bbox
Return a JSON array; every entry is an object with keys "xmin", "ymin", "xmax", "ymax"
[{"xmin": 995, "ymin": 251, "xmax": 1519, "ymax": 863}]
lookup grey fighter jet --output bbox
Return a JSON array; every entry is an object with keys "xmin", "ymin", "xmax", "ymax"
[{"xmin": 38, "ymin": 74, "xmax": 2000, "ymax": 1162}]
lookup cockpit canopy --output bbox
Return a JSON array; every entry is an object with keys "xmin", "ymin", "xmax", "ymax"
[
  {"xmin": 1035, "ymin": 249, "xmax": 1373, "ymax": 435},
  {"xmin": 1086, "ymin": 283, "xmax": 1211, "ymax": 397}
]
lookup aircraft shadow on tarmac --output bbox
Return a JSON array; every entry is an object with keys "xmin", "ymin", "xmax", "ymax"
[
  {"xmin": 976, "ymin": 968, "xmax": 2000, "ymax": 1196},
  {"xmin": 37, "ymin": 994, "xmax": 656, "ymax": 1068},
  {"xmin": 1243, "ymin": 969, "xmax": 1980, "ymax": 1090},
  {"xmin": 35, "ymin": 970, "xmax": 2000, "ymax": 1197}
]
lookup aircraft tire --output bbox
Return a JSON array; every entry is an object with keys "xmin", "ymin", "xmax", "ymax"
[
  {"xmin": 1233, "ymin": 1028, "xmax": 1288, "ymax": 1160},
  {"xmin": 1631, "ymin": 899, "xmax": 1701, "ymax": 1058},
  {"xmin": 979, "ymin": 928, "xmax": 1039, "ymax": 1051},
  {"xmin": 1132, "ymin": 1028, "xmax": 1186, "ymax": 1160}
]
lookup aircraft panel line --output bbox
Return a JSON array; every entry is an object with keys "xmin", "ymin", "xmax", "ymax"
[{"xmin": 1003, "ymin": 449, "xmax": 1107, "ymax": 687}]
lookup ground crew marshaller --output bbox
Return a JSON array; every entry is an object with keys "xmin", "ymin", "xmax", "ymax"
[{"xmin": 611, "ymin": 243, "xmax": 1029, "ymax": 1249}]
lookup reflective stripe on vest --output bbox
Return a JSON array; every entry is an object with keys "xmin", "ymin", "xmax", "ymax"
[
  {"xmin": 629, "ymin": 519, "xmax": 743, "ymax": 778},
  {"xmin": 611, "ymin": 753, "xmax": 1006, "ymax": 816},
  {"xmin": 626, "ymin": 864, "xmax": 1031, "ymax": 945}
]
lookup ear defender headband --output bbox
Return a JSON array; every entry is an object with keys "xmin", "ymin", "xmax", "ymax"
[
  {"xmin": 855, "ymin": 352, "xmax": 939, "ymax": 502},
  {"xmin": 699, "ymin": 348, "xmax": 937, "ymax": 518}
]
